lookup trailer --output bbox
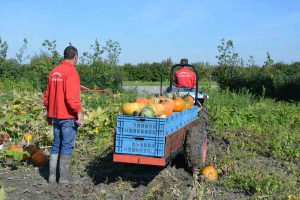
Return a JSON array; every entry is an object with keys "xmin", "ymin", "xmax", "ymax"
[{"xmin": 113, "ymin": 63, "xmax": 209, "ymax": 172}]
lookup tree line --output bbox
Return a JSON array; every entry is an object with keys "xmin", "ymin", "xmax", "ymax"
[{"xmin": 0, "ymin": 36, "xmax": 299, "ymax": 101}]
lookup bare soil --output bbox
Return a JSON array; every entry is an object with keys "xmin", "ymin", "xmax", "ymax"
[{"xmin": 0, "ymin": 134, "xmax": 252, "ymax": 200}]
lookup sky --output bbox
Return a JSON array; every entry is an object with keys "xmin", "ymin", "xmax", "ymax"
[{"xmin": 0, "ymin": 0, "xmax": 300, "ymax": 65}]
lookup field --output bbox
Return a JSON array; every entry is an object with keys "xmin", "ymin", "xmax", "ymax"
[{"xmin": 0, "ymin": 84, "xmax": 299, "ymax": 200}]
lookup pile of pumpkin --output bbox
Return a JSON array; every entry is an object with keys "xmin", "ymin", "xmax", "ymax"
[
  {"xmin": 0, "ymin": 133, "xmax": 48, "ymax": 166},
  {"xmin": 122, "ymin": 93, "xmax": 194, "ymax": 118}
]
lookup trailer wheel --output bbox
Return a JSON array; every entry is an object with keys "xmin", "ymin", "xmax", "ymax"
[{"xmin": 184, "ymin": 106, "xmax": 208, "ymax": 173}]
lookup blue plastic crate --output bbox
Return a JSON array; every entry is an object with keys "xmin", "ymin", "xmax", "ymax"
[
  {"xmin": 116, "ymin": 106, "xmax": 199, "ymax": 138},
  {"xmin": 115, "ymin": 135, "xmax": 165, "ymax": 157}
]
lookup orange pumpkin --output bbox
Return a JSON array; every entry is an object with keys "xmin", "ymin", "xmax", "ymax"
[
  {"xmin": 149, "ymin": 103, "xmax": 165, "ymax": 117},
  {"xmin": 161, "ymin": 101, "xmax": 173, "ymax": 116},
  {"xmin": 201, "ymin": 166, "xmax": 218, "ymax": 182},
  {"xmin": 147, "ymin": 99, "xmax": 155, "ymax": 105},
  {"xmin": 136, "ymin": 97, "xmax": 149, "ymax": 106},
  {"xmin": 122, "ymin": 103, "xmax": 140, "ymax": 115},
  {"xmin": 7, "ymin": 144, "xmax": 23, "ymax": 152},
  {"xmin": 0, "ymin": 133, "xmax": 10, "ymax": 142},
  {"xmin": 173, "ymin": 97, "xmax": 185, "ymax": 112},
  {"xmin": 31, "ymin": 151, "xmax": 48, "ymax": 166},
  {"xmin": 165, "ymin": 98, "xmax": 175, "ymax": 110}
]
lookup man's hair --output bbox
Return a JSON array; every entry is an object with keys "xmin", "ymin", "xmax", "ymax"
[
  {"xmin": 180, "ymin": 58, "xmax": 188, "ymax": 65},
  {"xmin": 64, "ymin": 46, "xmax": 78, "ymax": 60}
]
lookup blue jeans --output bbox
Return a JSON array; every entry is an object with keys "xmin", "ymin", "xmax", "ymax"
[{"xmin": 51, "ymin": 119, "xmax": 78, "ymax": 155}]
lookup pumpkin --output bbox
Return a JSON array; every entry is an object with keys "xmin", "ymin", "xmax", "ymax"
[
  {"xmin": 186, "ymin": 95, "xmax": 194, "ymax": 107},
  {"xmin": 31, "ymin": 151, "xmax": 48, "ymax": 166},
  {"xmin": 139, "ymin": 106, "xmax": 155, "ymax": 117},
  {"xmin": 183, "ymin": 99, "xmax": 191, "ymax": 109},
  {"xmin": 7, "ymin": 144, "xmax": 23, "ymax": 152},
  {"xmin": 173, "ymin": 97, "xmax": 185, "ymax": 112},
  {"xmin": 151, "ymin": 97, "xmax": 161, "ymax": 103},
  {"xmin": 201, "ymin": 166, "xmax": 218, "ymax": 182},
  {"xmin": 122, "ymin": 103, "xmax": 140, "ymax": 115},
  {"xmin": 136, "ymin": 97, "xmax": 149, "ymax": 106},
  {"xmin": 165, "ymin": 92, "xmax": 175, "ymax": 99},
  {"xmin": 158, "ymin": 96, "xmax": 166, "ymax": 101},
  {"xmin": 21, "ymin": 153, "xmax": 29, "ymax": 162},
  {"xmin": 149, "ymin": 103, "xmax": 165, "ymax": 117},
  {"xmin": 136, "ymin": 102, "xmax": 146, "ymax": 112},
  {"xmin": 147, "ymin": 99, "xmax": 155, "ymax": 105},
  {"xmin": 165, "ymin": 98, "xmax": 175, "ymax": 110},
  {"xmin": 161, "ymin": 101, "xmax": 173, "ymax": 116},
  {"xmin": 24, "ymin": 145, "xmax": 38, "ymax": 156},
  {"xmin": 0, "ymin": 133, "xmax": 10, "ymax": 142},
  {"xmin": 182, "ymin": 94, "xmax": 194, "ymax": 108},
  {"xmin": 24, "ymin": 133, "xmax": 33, "ymax": 145}
]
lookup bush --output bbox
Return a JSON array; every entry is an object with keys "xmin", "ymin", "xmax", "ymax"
[
  {"xmin": 0, "ymin": 56, "xmax": 122, "ymax": 92},
  {"xmin": 213, "ymin": 63, "xmax": 300, "ymax": 101}
]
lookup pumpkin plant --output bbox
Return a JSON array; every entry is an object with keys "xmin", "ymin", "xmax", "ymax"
[{"xmin": 0, "ymin": 149, "xmax": 30, "ymax": 169}]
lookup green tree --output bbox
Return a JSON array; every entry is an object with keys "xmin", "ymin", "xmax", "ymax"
[
  {"xmin": 80, "ymin": 51, "xmax": 92, "ymax": 65},
  {"xmin": 240, "ymin": 58, "xmax": 245, "ymax": 67},
  {"xmin": 247, "ymin": 55, "xmax": 256, "ymax": 67},
  {"xmin": 90, "ymin": 39, "xmax": 104, "ymax": 62},
  {"xmin": 216, "ymin": 39, "xmax": 240, "ymax": 67},
  {"xmin": 42, "ymin": 39, "xmax": 61, "ymax": 65},
  {"xmin": 264, "ymin": 52, "xmax": 274, "ymax": 67},
  {"xmin": 16, "ymin": 38, "xmax": 29, "ymax": 63},
  {"xmin": 104, "ymin": 39, "xmax": 121, "ymax": 66},
  {"xmin": 0, "ymin": 37, "xmax": 8, "ymax": 60}
]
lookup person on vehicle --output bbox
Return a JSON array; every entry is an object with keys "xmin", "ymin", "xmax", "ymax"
[
  {"xmin": 175, "ymin": 58, "xmax": 196, "ymax": 88},
  {"xmin": 44, "ymin": 46, "xmax": 84, "ymax": 184}
]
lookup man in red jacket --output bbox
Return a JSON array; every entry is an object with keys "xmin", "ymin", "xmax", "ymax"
[
  {"xmin": 44, "ymin": 46, "xmax": 83, "ymax": 184},
  {"xmin": 175, "ymin": 58, "xmax": 196, "ymax": 88}
]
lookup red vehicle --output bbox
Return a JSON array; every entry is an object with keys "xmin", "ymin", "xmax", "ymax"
[{"xmin": 113, "ymin": 63, "xmax": 209, "ymax": 172}]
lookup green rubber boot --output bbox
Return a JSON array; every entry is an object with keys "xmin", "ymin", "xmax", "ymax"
[
  {"xmin": 48, "ymin": 154, "xmax": 58, "ymax": 184},
  {"xmin": 58, "ymin": 155, "xmax": 72, "ymax": 185}
]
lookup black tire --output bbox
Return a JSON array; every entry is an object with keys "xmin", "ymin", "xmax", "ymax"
[{"xmin": 184, "ymin": 106, "xmax": 209, "ymax": 173}]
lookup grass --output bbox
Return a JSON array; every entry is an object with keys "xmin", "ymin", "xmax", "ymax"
[{"xmin": 205, "ymin": 89, "xmax": 300, "ymax": 198}]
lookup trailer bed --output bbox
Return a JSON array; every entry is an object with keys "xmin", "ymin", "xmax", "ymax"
[{"xmin": 113, "ymin": 118, "xmax": 199, "ymax": 166}]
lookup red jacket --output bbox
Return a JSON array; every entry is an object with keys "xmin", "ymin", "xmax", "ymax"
[
  {"xmin": 175, "ymin": 67, "xmax": 196, "ymax": 88},
  {"xmin": 44, "ymin": 61, "xmax": 82, "ymax": 119}
]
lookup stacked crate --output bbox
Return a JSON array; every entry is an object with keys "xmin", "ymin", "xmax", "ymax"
[{"xmin": 115, "ymin": 106, "xmax": 198, "ymax": 157}]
